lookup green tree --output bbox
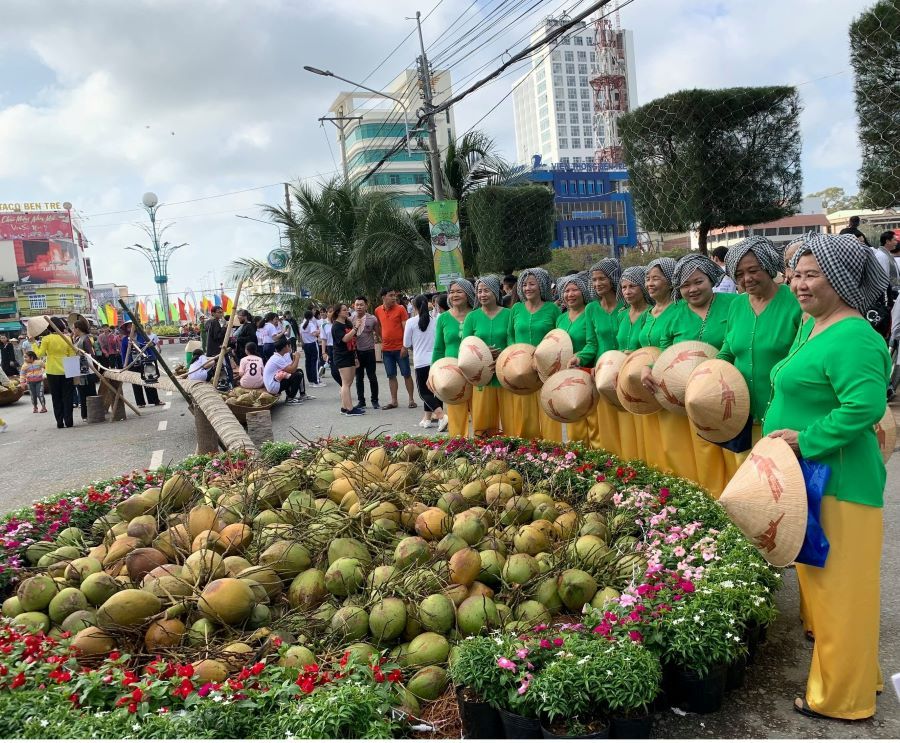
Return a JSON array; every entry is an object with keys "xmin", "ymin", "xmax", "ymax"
[
  {"xmin": 804, "ymin": 186, "xmax": 864, "ymax": 212},
  {"xmin": 467, "ymin": 185, "xmax": 554, "ymax": 274},
  {"xmin": 230, "ymin": 179, "xmax": 432, "ymax": 305},
  {"xmin": 425, "ymin": 130, "xmax": 529, "ymax": 274},
  {"xmin": 850, "ymin": 0, "xmax": 900, "ymax": 208},
  {"xmin": 619, "ymin": 86, "xmax": 802, "ymax": 254}
]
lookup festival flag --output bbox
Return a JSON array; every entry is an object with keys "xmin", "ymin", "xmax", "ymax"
[
  {"xmin": 169, "ymin": 302, "xmax": 178, "ymax": 323},
  {"xmin": 97, "ymin": 305, "xmax": 107, "ymax": 326},
  {"xmin": 138, "ymin": 300, "xmax": 148, "ymax": 325},
  {"xmin": 154, "ymin": 299, "xmax": 163, "ymax": 324},
  {"xmin": 221, "ymin": 292, "xmax": 233, "ymax": 314},
  {"xmin": 177, "ymin": 298, "xmax": 187, "ymax": 322},
  {"xmin": 106, "ymin": 305, "xmax": 118, "ymax": 327},
  {"xmin": 187, "ymin": 302, "xmax": 196, "ymax": 321}
]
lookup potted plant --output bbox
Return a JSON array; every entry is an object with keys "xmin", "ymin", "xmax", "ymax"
[
  {"xmin": 661, "ymin": 596, "xmax": 745, "ymax": 713},
  {"xmin": 601, "ymin": 638, "xmax": 662, "ymax": 739},
  {"xmin": 449, "ymin": 635, "xmax": 507, "ymax": 739}
]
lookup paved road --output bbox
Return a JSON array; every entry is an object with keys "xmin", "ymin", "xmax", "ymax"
[{"xmin": 0, "ymin": 341, "xmax": 897, "ymax": 735}]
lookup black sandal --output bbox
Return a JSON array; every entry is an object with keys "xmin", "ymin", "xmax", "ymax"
[{"xmin": 793, "ymin": 698, "xmax": 839, "ymax": 721}]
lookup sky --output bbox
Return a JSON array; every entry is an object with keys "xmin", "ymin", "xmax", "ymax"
[{"xmin": 0, "ymin": 0, "xmax": 876, "ymax": 298}]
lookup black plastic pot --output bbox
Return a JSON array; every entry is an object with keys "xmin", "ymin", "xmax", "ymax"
[
  {"xmin": 540, "ymin": 715, "xmax": 610, "ymax": 739},
  {"xmin": 745, "ymin": 622, "xmax": 762, "ymax": 665},
  {"xmin": 499, "ymin": 708, "xmax": 542, "ymax": 739},
  {"xmin": 610, "ymin": 712, "xmax": 653, "ymax": 739},
  {"xmin": 455, "ymin": 686, "xmax": 505, "ymax": 739},
  {"xmin": 670, "ymin": 664, "xmax": 727, "ymax": 714},
  {"xmin": 726, "ymin": 655, "xmax": 747, "ymax": 691}
]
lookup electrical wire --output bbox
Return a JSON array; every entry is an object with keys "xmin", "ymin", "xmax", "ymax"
[{"xmin": 321, "ymin": 122, "xmax": 340, "ymax": 174}]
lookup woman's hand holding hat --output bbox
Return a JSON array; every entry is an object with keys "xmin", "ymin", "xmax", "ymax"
[
  {"xmin": 767, "ymin": 428, "xmax": 800, "ymax": 455},
  {"xmin": 640, "ymin": 365, "xmax": 658, "ymax": 393}
]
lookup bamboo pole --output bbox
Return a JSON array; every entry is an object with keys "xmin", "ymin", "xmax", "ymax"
[
  {"xmin": 41, "ymin": 316, "xmax": 142, "ymax": 416},
  {"xmin": 117, "ymin": 299, "xmax": 194, "ymax": 410},
  {"xmin": 211, "ymin": 280, "xmax": 243, "ymax": 389}
]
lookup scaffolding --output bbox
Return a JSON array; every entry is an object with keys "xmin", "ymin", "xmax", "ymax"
[{"xmin": 590, "ymin": 9, "xmax": 629, "ymax": 166}]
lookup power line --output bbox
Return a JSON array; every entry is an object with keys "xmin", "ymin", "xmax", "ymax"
[{"xmin": 83, "ymin": 182, "xmax": 287, "ymax": 217}]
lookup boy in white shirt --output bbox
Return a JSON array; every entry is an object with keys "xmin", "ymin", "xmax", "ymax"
[
  {"xmin": 263, "ymin": 338, "xmax": 308, "ymax": 403},
  {"xmin": 237, "ymin": 342, "xmax": 265, "ymax": 389}
]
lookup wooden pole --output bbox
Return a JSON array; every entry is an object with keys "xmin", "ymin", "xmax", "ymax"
[
  {"xmin": 117, "ymin": 299, "xmax": 194, "ymax": 409},
  {"xmin": 211, "ymin": 280, "xmax": 243, "ymax": 389},
  {"xmin": 41, "ymin": 316, "xmax": 142, "ymax": 416}
]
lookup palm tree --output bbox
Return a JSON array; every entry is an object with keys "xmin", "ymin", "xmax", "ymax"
[
  {"xmin": 425, "ymin": 130, "xmax": 529, "ymax": 275},
  {"xmin": 230, "ymin": 179, "xmax": 433, "ymax": 306}
]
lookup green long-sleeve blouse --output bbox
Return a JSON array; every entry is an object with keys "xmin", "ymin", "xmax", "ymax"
[
  {"xmin": 617, "ymin": 309, "xmax": 646, "ymax": 352},
  {"xmin": 668, "ymin": 293, "xmax": 737, "ymax": 350},
  {"xmin": 461, "ymin": 307, "xmax": 511, "ymax": 387},
  {"xmin": 580, "ymin": 300, "xmax": 624, "ymax": 365},
  {"xmin": 717, "ymin": 284, "xmax": 802, "ymax": 422},
  {"xmin": 762, "ymin": 317, "xmax": 891, "ymax": 507},
  {"xmin": 637, "ymin": 303, "xmax": 679, "ymax": 349},
  {"xmin": 431, "ymin": 310, "xmax": 468, "ymax": 364},
  {"xmin": 508, "ymin": 301, "xmax": 561, "ymax": 345},
  {"xmin": 556, "ymin": 309, "xmax": 591, "ymax": 365}
]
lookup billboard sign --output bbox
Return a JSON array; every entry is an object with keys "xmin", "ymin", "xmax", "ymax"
[
  {"xmin": 0, "ymin": 211, "xmax": 74, "ymax": 241},
  {"xmin": 426, "ymin": 200, "xmax": 465, "ymax": 291},
  {"xmin": 14, "ymin": 239, "xmax": 83, "ymax": 286}
]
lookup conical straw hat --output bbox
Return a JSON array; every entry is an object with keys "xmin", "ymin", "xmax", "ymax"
[
  {"xmin": 429, "ymin": 357, "xmax": 472, "ymax": 405},
  {"xmin": 534, "ymin": 329, "xmax": 574, "ymax": 382},
  {"xmin": 593, "ymin": 350, "xmax": 628, "ymax": 410},
  {"xmin": 718, "ymin": 436, "xmax": 807, "ymax": 567},
  {"xmin": 653, "ymin": 341, "xmax": 719, "ymax": 415},
  {"xmin": 496, "ymin": 343, "xmax": 541, "ymax": 395},
  {"xmin": 457, "ymin": 336, "xmax": 494, "ymax": 387},
  {"xmin": 874, "ymin": 407, "xmax": 896, "ymax": 464},
  {"xmin": 26, "ymin": 315, "xmax": 50, "ymax": 339},
  {"xmin": 616, "ymin": 347, "xmax": 662, "ymax": 415},
  {"xmin": 539, "ymin": 368, "xmax": 598, "ymax": 423},
  {"xmin": 684, "ymin": 359, "xmax": 751, "ymax": 443}
]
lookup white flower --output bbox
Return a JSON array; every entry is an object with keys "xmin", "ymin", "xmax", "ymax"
[
  {"xmin": 720, "ymin": 580, "xmax": 734, "ymax": 589},
  {"xmin": 40, "ymin": 720, "xmax": 49, "ymax": 728},
  {"xmin": 132, "ymin": 724, "xmax": 141, "ymax": 732}
]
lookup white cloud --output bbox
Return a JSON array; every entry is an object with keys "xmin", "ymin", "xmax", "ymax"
[{"xmin": 0, "ymin": 0, "xmax": 878, "ymax": 297}]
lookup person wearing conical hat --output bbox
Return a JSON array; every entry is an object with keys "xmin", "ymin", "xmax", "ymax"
[
  {"xmin": 581, "ymin": 259, "xmax": 626, "ymax": 455},
  {"xmin": 717, "ymin": 236, "xmax": 802, "ymax": 470},
  {"xmin": 509, "ymin": 268, "xmax": 562, "ymax": 441},
  {"xmin": 556, "ymin": 273, "xmax": 595, "ymax": 444},
  {"xmin": 461, "ymin": 275, "xmax": 514, "ymax": 436},
  {"xmin": 613, "ymin": 266, "xmax": 652, "ymax": 461},
  {"xmin": 431, "ymin": 278, "xmax": 475, "ymax": 437},
  {"xmin": 766, "ymin": 233, "xmax": 891, "ymax": 722},
  {"xmin": 633, "ymin": 257, "xmax": 681, "ymax": 473}
]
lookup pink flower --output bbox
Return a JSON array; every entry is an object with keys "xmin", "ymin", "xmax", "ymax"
[
  {"xmin": 539, "ymin": 639, "xmax": 552, "ymax": 650},
  {"xmin": 628, "ymin": 630, "xmax": 644, "ymax": 643},
  {"xmin": 497, "ymin": 657, "xmax": 517, "ymax": 671},
  {"xmin": 515, "ymin": 648, "xmax": 530, "ymax": 659},
  {"xmin": 552, "ymin": 637, "xmax": 564, "ymax": 647},
  {"xmin": 673, "ymin": 546, "xmax": 686, "ymax": 557},
  {"xmin": 618, "ymin": 594, "xmax": 636, "ymax": 608}
]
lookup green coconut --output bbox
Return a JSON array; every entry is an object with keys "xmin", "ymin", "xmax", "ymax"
[
  {"xmin": 244, "ymin": 603, "xmax": 271, "ymax": 630},
  {"xmin": 17, "ymin": 575, "xmax": 59, "ymax": 612},
  {"xmin": 64, "ymin": 556, "xmax": 103, "ymax": 584},
  {"xmin": 97, "ymin": 589, "xmax": 162, "ymax": 628},
  {"xmin": 501, "ymin": 553, "xmax": 540, "ymax": 586},
  {"xmin": 25, "ymin": 541, "xmax": 56, "ymax": 566},
  {"xmin": 514, "ymin": 600, "xmax": 551, "ymax": 625},
  {"xmin": 532, "ymin": 576, "xmax": 563, "ymax": 614},
  {"xmin": 344, "ymin": 642, "xmax": 377, "ymax": 665},
  {"xmin": 331, "ymin": 606, "xmax": 370, "ymax": 640},
  {"xmin": 451, "ymin": 511, "xmax": 487, "ymax": 546},
  {"xmin": 288, "ymin": 568, "xmax": 328, "ymax": 609},
  {"xmin": 568, "ymin": 535, "xmax": 610, "ymax": 569},
  {"xmin": 591, "ymin": 586, "xmax": 621, "ymax": 609},
  {"xmin": 14, "ymin": 611, "xmax": 50, "ymax": 633},
  {"xmin": 2, "ymin": 596, "xmax": 23, "ymax": 618},
  {"xmin": 500, "ymin": 496, "xmax": 533, "ymax": 526},
  {"xmin": 435, "ymin": 533, "xmax": 468, "ymax": 558},
  {"xmin": 61, "ymin": 609, "xmax": 97, "ymax": 633},
  {"xmin": 326, "ymin": 537, "xmax": 371, "ymax": 566},
  {"xmin": 48, "ymin": 587, "xmax": 89, "ymax": 625},
  {"xmin": 368, "ymin": 598, "xmax": 407, "ymax": 642},
  {"xmin": 259, "ymin": 540, "xmax": 311, "ymax": 578},
  {"xmin": 418, "ymin": 594, "xmax": 455, "ymax": 635},
  {"xmin": 456, "ymin": 596, "xmax": 500, "ymax": 637},
  {"xmin": 557, "ymin": 569, "xmax": 598, "ymax": 612},
  {"xmin": 366, "ymin": 565, "xmax": 397, "ymax": 592},
  {"xmin": 407, "ymin": 666, "xmax": 449, "ymax": 701},
  {"xmin": 324, "ymin": 558, "xmax": 365, "ymax": 596},
  {"xmin": 161, "ymin": 473, "xmax": 196, "ymax": 508},
  {"xmin": 187, "ymin": 618, "xmax": 217, "ymax": 647},
  {"xmin": 81, "ymin": 572, "xmax": 121, "ymax": 607},
  {"xmin": 404, "ymin": 632, "xmax": 451, "ymax": 667},
  {"xmin": 476, "ymin": 549, "xmax": 505, "ymax": 587},
  {"xmin": 55, "ymin": 527, "xmax": 85, "ymax": 547},
  {"xmin": 393, "ymin": 536, "xmax": 430, "ymax": 570},
  {"xmin": 182, "ymin": 549, "xmax": 226, "ymax": 585},
  {"xmin": 278, "ymin": 645, "xmax": 317, "ymax": 669}
]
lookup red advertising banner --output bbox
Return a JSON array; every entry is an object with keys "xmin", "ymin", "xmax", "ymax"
[
  {"xmin": 14, "ymin": 239, "xmax": 83, "ymax": 285},
  {"xmin": 0, "ymin": 211, "xmax": 73, "ymax": 241}
]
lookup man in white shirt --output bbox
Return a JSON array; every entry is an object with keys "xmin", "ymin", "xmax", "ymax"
[
  {"xmin": 711, "ymin": 247, "xmax": 737, "ymax": 293},
  {"xmin": 263, "ymin": 338, "xmax": 308, "ymax": 403}
]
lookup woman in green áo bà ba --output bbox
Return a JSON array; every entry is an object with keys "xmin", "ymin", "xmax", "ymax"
[
  {"xmin": 508, "ymin": 267, "xmax": 562, "ymax": 441},
  {"xmin": 461, "ymin": 275, "xmax": 514, "ymax": 436},
  {"xmin": 555, "ymin": 272, "xmax": 596, "ymax": 444},
  {"xmin": 717, "ymin": 236, "xmax": 802, "ymax": 476},
  {"xmin": 615, "ymin": 266, "xmax": 652, "ymax": 461},
  {"xmin": 582, "ymin": 258, "xmax": 625, "ymax": 456},
  {"xmin": 764, "ymin": 233, "xmax": 890, "ymax": 722},
  {"xmin": 430, "ymin": 278, "xmax": 476, "ymax": 437}
]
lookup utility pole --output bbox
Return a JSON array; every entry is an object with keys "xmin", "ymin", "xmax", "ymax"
[
  {"xmin": 319, "ymin": 106, "xmax": 362, "ymax": 182},
  {"xmin": 415, "ymin": 10, "xmax": 445, "ymax": 201}
]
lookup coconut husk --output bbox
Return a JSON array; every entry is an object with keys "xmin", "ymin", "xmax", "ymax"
[
  {"xmin": 496, "ymin": 343, "xmax": 540, "ymax": 395},
  {"xmin": 652, "ymin": 341, "xmax": 719, "ymax": 415},
  {"xmin": 719, "ymin": 436, "xmax": 807, "ymax": 567},
  {"xmin": 429, "ymin": 357, "xmax": 472, "ymax": 405},
  {"xmin": 457, "ymin": 336, "xmax": 494, "ymax": 387},
  {"xmin": 593, "ymin": 350, "xmax": 627, "ymax": 410},
  {"xmin": 874, "ymin": 407, "xmax": 896, "ymax": 464},
  {"xmin": 684, "ymin": 359, "xmax": 751, "ymax": 443},
  {"xmin": 616, "ymin": 347, "xmax": 662, "ymax": 415},
  {"xmin": 534, "ymin": 329, "xmax": 574, "ymax": 382},
  {"xmin": 539, "ymin": 368, "xmax": 598, "ymax": 423}
]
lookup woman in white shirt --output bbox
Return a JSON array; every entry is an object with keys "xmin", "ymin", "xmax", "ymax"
[
  {"xmin": 403, "ymin": 294, "xmax": 446, "ymax": 430},
  {"xmin": 260, "ymin": 313, "xmax": 281, "ymax": 362},
  {"xmin": 300, "ymin": 311, "xmax": 324, "ymax": 387}
]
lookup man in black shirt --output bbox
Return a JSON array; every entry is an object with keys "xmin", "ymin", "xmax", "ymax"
[
  {"xmin": 232, "ymin": 309, "xmax": 257, "ymax": 362},
  {"xmin": 204, "ymin": 307, "xmax": 232, "ymax": 387},
  {"xmin": 0, "ymin": 335, "xmax": 19, "ymax": 378}
]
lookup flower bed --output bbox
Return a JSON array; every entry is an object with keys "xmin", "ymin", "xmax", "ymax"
[{"xmin": 0, "ymin": 435, "xmax": 779, "ymax": 738}]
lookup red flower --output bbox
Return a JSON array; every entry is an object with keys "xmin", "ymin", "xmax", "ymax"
[
  {"xmin": 297, "ymin": 677, "xmax": 315, "ymax": 694},
  {"xmin": 339, "ymin": 651, "xmax": 350, "ymax": 668},
  {"xmin": 127, "ymin": 702, "xmax": 137, "ymax": 714},
  {"xmin": 108, "ymin": 651, "xmax": 121, "ymax": 661},
  {"xmin": 387, "ymin": 669, "xmax": 402, "ymax": 683},
  {"xmin": 629, "ymin": 630, "xmax": 644, "ymax": 643},
  {"xmin": 249, "ymin": 661, "xmax": 265, "ymax": 676},
  {"xmin": 10, "ymin": 672, "xmax": 25, "ymax": 689},
  {"xmin": 171, "ymin": 678, "xmax": 194, "ymax": 699},
  {"xmin": 176, "ymin": 663, "xmax": 194, "ymax": 678}
]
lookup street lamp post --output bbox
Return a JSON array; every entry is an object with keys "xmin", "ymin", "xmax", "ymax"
[
  {"xmin": 126, "ymin": 192, "xmax": 186, "ymax": 324},
  {"xmin": 303, "ymin": 66, "xmax": 413, "ymax": 156}
]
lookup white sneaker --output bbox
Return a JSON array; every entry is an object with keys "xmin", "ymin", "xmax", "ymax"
[
  {"xmin": 419, "ymin": 419, "xmax": 436, "ymax": 428},
  {"xmin": 310, "ymin": 382, "xmax": 327, "ymax": 388},
  {"xmin": 0, "ymin": 423, "xmax": 7, "ymax": 433},
  {"xmin": 437, "ymin": 416, "xmax": 449, "ymax": 433}
]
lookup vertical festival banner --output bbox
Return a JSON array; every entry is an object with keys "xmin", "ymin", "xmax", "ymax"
[{"xmin": 426, "ymin": 200, "xmax": 464, "ymax": 291}]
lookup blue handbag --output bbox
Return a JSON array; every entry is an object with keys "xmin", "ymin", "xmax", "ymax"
[{"xmin": 795, "ymin": 459, "xmax": 830, "ymax": 568}]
